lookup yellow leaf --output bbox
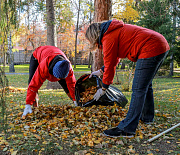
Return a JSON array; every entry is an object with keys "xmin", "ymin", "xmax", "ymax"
[
  {"xmin": 42, "ymin": 141, "xmax": 48, "ymax": 144},
  {"xmin": 88, "ymin": 140, "xmax": 94, "ymax": 147},
  {"xmin": 139, "ymin": 133, "xmax": 143, "ymax": 139},
  {"xmin": 94, "ymin": 140, "xmax": 101, "ymax": 144},
  {"xmin": 129, "ymin": 145, "xmax": 133, "ymax": 149},
  {"xmin": 22, "ymin": 115, "xmax": 26, "ymax": 119},
  {"xmin": 36, "ymin": 122, "xmax": 43, "ymax": 126},
  {"xmin": 11, "ymin": 150, "xmax": 18, "ymax": 155},
  {"xmin": 34, "ymin": 134, "xmax": 41, "ymax": 140}
]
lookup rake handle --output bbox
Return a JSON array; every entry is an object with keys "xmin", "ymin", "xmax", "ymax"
[{"xmin": 147, "ymin": 123, "xmax": 180, "ymax": 143}]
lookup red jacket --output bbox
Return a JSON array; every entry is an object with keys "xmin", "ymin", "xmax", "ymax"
[
  {"xmin": 26, "ymin": 46, "xmax": 76, "ymax": 105},
  {"xmin": 101, "ymin": 19, "xmax": 170, "ymax": 86}
]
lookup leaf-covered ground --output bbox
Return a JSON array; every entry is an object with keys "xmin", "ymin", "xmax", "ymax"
[{"xmin": 0, "ymin": 77, "xmax": 180, "ymax": 155}]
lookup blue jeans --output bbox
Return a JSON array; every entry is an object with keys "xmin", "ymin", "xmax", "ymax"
[{"xmin": 118, "ymin": 51, "xmax": 169, "ymax": 134}]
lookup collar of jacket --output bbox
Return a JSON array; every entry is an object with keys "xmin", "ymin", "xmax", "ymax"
[{"xmin": 99, "ymin": 20, "xmax": 112, "ymax": 46}]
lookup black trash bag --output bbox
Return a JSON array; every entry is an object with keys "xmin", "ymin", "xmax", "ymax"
[{"xmin": 75, "ymin": 74, "xmax": 128, "ymax": 107}]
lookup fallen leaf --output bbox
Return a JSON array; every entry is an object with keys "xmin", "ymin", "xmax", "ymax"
[
  {"xmin": 11, "ymin": 150, "xmax": 18, "ymax": 155},
  {"xmin": 34, "ymin": 134, "xmax": 41, "ymax": 140}
]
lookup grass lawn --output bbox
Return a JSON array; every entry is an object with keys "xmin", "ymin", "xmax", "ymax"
[
  {"xmin": 1, "ymin": 64, "xmax": 91, "ymax": 73},
  {"xmin": 0, "ymin": 65, "xmax": 180, "ymax": 155}
]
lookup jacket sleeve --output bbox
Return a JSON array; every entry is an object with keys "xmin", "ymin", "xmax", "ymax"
[
  {"xmin": 102, "ymin": 37, "xmax": 120, "ymax": 88},
  {"xmin": 65, "ymin": 67, "xmax": 76, "ymax": 101},
  {"xmin": 26, "ymin": 66, "xmax": 46, "ymax": 105}
]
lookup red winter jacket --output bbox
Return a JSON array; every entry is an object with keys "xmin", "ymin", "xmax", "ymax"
[
  {"xmin": 101, "ymin": 19, "xmax": 170, "ymax": 86},
  {"xmin": 26, "ymin": 46, "xmax": 76, "ymax": 105}
]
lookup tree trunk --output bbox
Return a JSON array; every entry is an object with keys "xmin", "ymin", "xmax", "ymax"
[
  {"xmin": 46, "ymin": 0, "xmax": 55, "ymax": 46},
  {"xmin": 92, "ymin": 0, "xmax": 112, "ymax": 71},
  {"xmin": 8, "ymin": 32, "xmax": 15, "ymax": 72},
  {"xmin": 88, "ymin": 51, "xmax": 92, "ymax": 69},
  {"xmin": 169, "ymin": 0, "xmax": 177, "ymax": 76},
  {"xmin": 46, "ymin": 0, "xmax": 60, "ymax": 89},
  {"xmin": 121, "ymin": 62, "xmax": 125, "ymax": 69},
  {"xmin": 74, "ymin": 0, "xmax": 81, "ymax": 69},
  {"xmin": 88, "ymin": 0, "xmax": 93, "ymax": 69}
]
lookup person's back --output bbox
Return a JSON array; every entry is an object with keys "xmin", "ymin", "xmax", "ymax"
[
  {"xmin": 101, "ymin": 20, "xmax": 169, "ymax": 62},
  {"xmin": 119, "ymin": 23, "xmax": 169, "ymax": 61},
  {"xmin": 33, "ymin": 46, "xmax": 67, "ymax": 64}
]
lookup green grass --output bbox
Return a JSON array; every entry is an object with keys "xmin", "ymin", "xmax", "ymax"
[
  {"xmin": 72, "ymin": 65, "xmax": 91, "ymax": 72},
  {"xmin": 1, "ymin": 64, "xmax": 30, "ymax": 73},
  {"xmin": 1, "ymin": 64, "xmax": 91, "ymax": 73}
]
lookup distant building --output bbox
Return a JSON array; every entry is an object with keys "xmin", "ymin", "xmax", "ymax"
[{"xmin": 11, "ymin": 46, "xmax": 89, "ymax": 65}]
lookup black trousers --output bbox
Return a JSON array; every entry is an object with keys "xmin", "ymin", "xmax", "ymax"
[{"xmin": 28, "ymin": 54, "xmax": 39, "ymax": 84}]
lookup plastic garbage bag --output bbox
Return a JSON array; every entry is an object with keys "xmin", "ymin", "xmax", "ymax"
[{"xmin": 75, "ymin": 74, "xmax": 128, "ymax": 107}]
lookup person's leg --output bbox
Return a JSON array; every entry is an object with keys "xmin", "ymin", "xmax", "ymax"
[
  {"xmin": 28, "ymin": 54, "xmax": 39, "ymax": 84},
  {"xmin": 28, "ymin": 54, "xmax": 39, "ymax": 107},
  {"xmin": 118, "ymin": 59, "xmax": 155, "ymax": 134},
  {"xmin": 118, "ymin": 52, "xmax": 169, "ymax": 134},
  {"xmin": 140, "ymin": 82, "xmax": 154, "ymax": 123},
  {"xmin": 104, "ymin": 51, "xmax": 169, "ymax": 137},
  {"xmin": 140, "ymin": 51, "xmax": 169, "ymax": 123}
]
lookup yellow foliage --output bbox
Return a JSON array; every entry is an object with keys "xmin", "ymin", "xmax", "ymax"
[{"xmin": 113, "ymin": 0, "xmax": 139, "ymax": 23}]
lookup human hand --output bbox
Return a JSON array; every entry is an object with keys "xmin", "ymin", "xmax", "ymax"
[
  {"xmin": 22, "ymin": 104, "xmax": 32, "ymax": 118},
  {"xmin": 73, "ymin": 101, "xmax": 78, "ymax": 106},
  {"xmin": 93, "ymin": 88, "xmax": 106, "ymax": 101},
  {"xmin": 89, "ymin": 70, "xmax": 103, "ymax": 78}
]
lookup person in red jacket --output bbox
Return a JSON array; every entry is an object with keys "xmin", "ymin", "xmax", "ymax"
[
  {"xmin": 22, "ymin": 46, "xmax": 77, "ymax": 117},
  {"xmin": 85, "ymin": 19, "xmax": 169, "ymax": 137}
]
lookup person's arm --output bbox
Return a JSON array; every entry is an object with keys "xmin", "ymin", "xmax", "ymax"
[
  {"xmin": 64, "ymin": 67, "xmax": 76, "ymax": 101},
  {"xmin": 58, "ymin": 79, "xmax": 72, "ymax": 100},
  {"xmin": 93, "ymin": 38, "xmax": 120, "ymax": 101},
  {"xmin": 101, "ymin": 37, "xmax": 120, "ymax": 89},
  {"xmin": 26, "ymin": 66, "xmax": 46, "ymax": 105},
  {"xmin": 64, "ymin": 67, "xmax": 77, "ymax": 106},
  {"xmin": 22, "ymin": 66, "xmax": 46, "ymax": 117}
]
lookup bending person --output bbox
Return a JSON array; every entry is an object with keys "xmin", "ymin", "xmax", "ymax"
[
  {"xmin": 85, "ymin": 19, "xmax": 169, "ymax": 138},
  {"xmin": 22, "ymin": 46, "xmax": 77, "ymax": 117}
]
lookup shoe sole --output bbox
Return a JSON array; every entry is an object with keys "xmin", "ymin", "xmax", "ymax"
[{"xmin": 103, "ymin": 132, "xmax": 134, "ymax": 138}]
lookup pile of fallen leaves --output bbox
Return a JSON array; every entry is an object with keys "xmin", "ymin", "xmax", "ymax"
[
  {"xmin": 1, "ymin": 103, "xmax": 179, "ymax": 154},
  {"xmin": 12, "ymin": 104, "xmax": 128, "ymax": 147},
  {"xmin": 79, "ymin": 86, "xmax": 97, "ymax": 105},
  {"xmin": 0, "ymin": 86, "xmax": 26, "ymax": 94}
]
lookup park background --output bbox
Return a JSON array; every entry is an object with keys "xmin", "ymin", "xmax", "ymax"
[{"xmin": 0, "ymin": 0, "xmax": 180, "ymax": 155}]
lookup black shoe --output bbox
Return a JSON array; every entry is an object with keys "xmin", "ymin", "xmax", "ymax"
[{"xmin": 103, "ymin": 127, "xmax": 135, "ymax": 138}]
